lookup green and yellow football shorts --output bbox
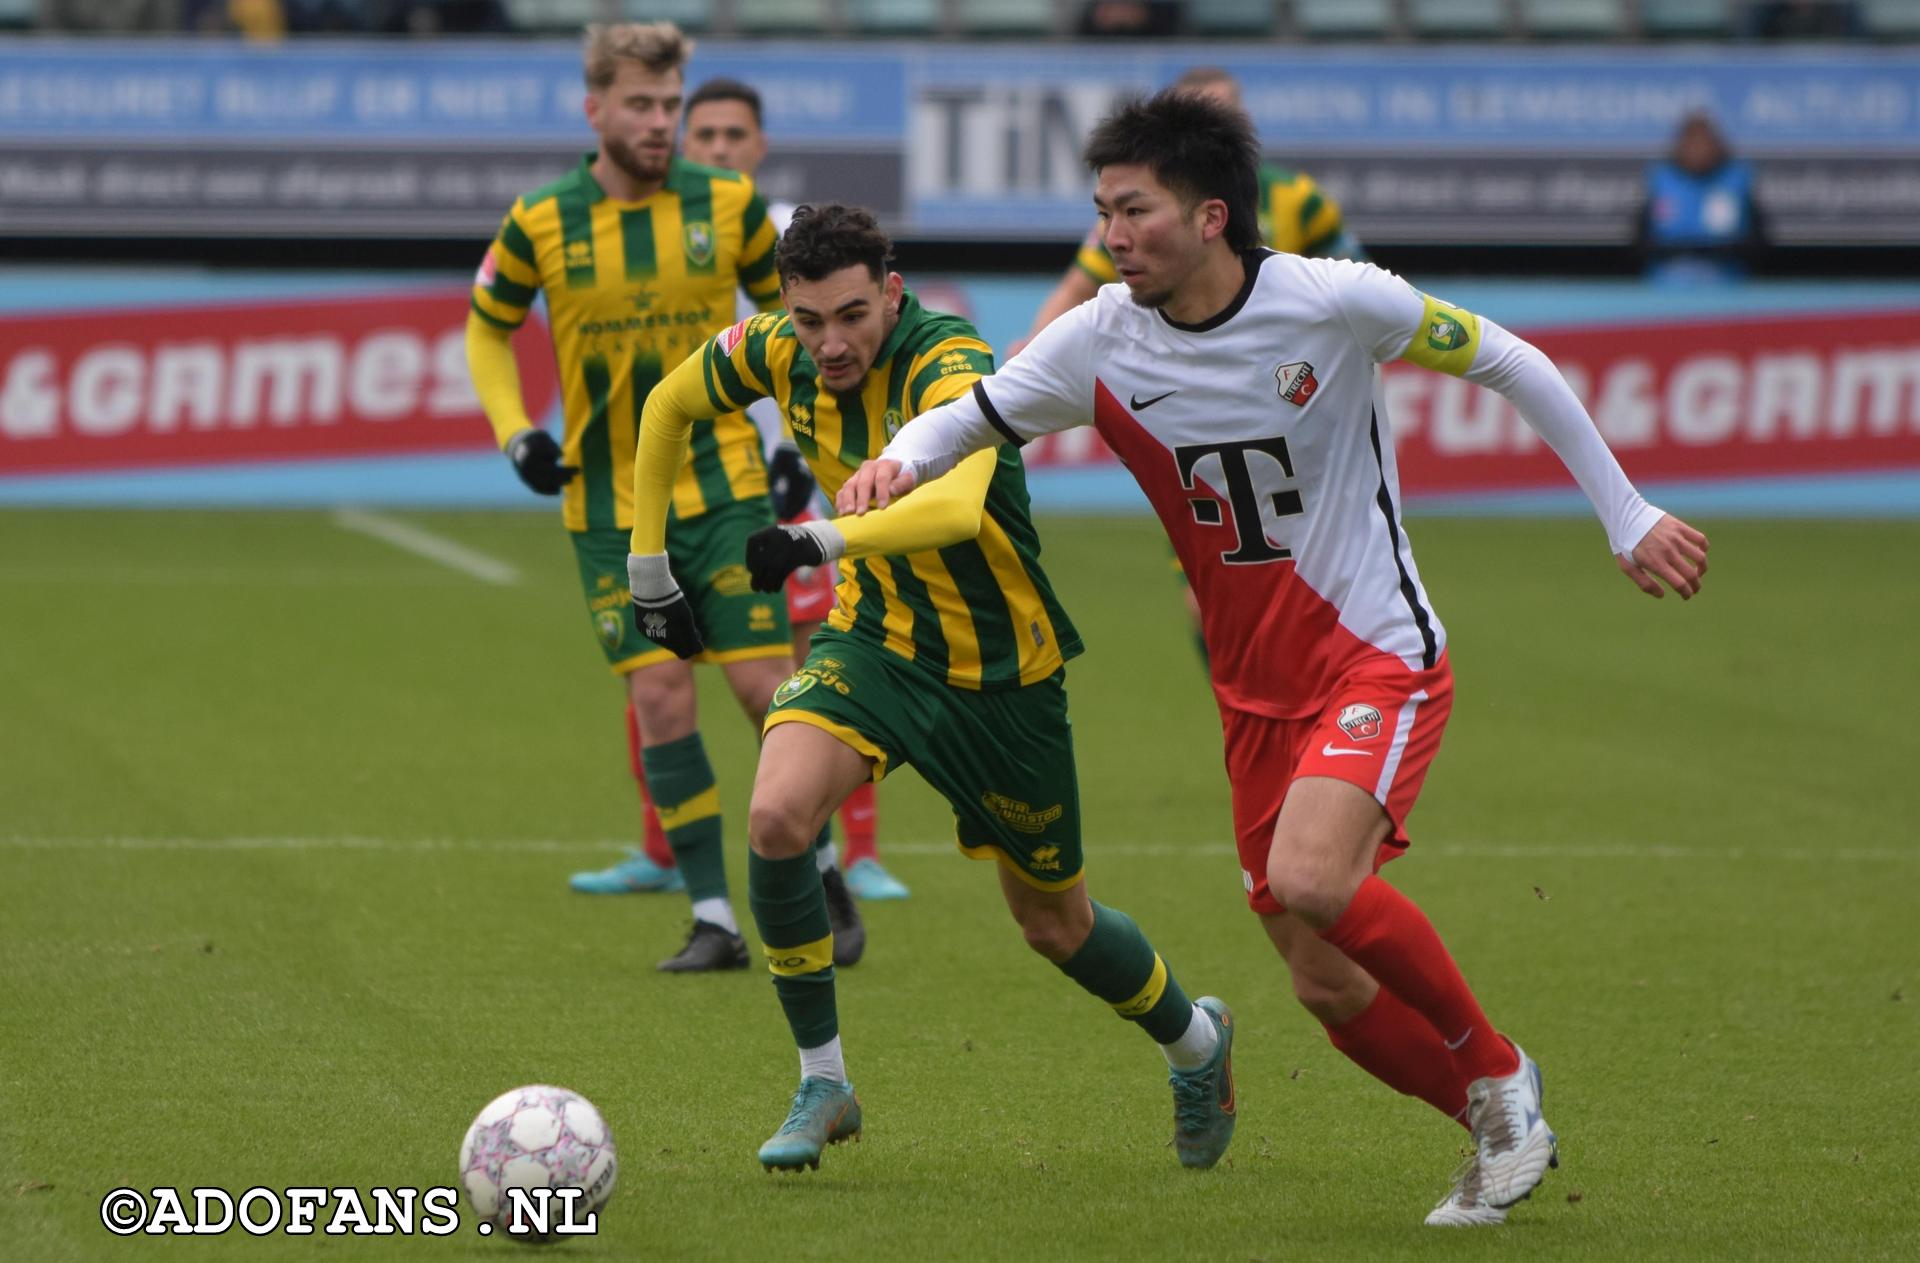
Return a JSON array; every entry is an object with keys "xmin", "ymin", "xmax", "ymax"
[
  {"xmin": 570, "ymin": 499, "xmax": 792, "ymax": 675},
  {"xmin": 763, "ymin": 630, "xmax": 1083, "ymax": 891}
]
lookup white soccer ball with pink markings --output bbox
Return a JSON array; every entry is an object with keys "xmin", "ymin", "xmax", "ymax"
[{"xmin": 458, "ymin": 1085, "xmax": 616, "ymax": 1239}]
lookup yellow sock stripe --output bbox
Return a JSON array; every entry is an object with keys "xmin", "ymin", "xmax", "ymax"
[
  {"xmin": 1112, "ymin": 953, "xmax": 1169, "ymax": 1019},
  {"xmin": 763, "ymin": 935, "xmax": 835, "ymax": 977},
  {"xmin": 655, "ymin": 785, "xmax": 721, "ymax": 830}
]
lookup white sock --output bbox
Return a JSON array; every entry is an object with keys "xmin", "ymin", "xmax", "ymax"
[
  {"xmin": 799, "ymin": 1036, "xmax": 847, "ymax": 1084},
  {"xmin": 691, "ymin": 898, "xmax": 738, "ymax": 936},
  {"xmin": 1161, "ymin": 1003, "xmax": 1220, "ymax": 1072},
  {"xmin": 814, "ymin": 840, "xmax": 839, "ymax": 874}
]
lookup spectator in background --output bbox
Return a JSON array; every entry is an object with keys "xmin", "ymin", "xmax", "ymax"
[
  {"xmin": 1076, "ymin": 0, "xmax": 1180, "ymax": 37},
  {"xmin": 1637, "ymin": 111, "xmax": 1768, "ymax": 286},
  {"xmin": 1748, "ymin": 0, "xmax": 1862, "ymax": 38}
]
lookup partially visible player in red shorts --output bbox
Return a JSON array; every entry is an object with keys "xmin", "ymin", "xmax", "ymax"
[{"xmin": 1227, "ymin": 656, "xmax": 1452, "ymax": 917}]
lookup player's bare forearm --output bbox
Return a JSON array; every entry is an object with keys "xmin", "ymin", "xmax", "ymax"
[
  {"xmin": 837, "ymin": 458, "xmax": 917, "ymax": 515},
  {"xmin": 1617, "ymin": 513, "xmax": 1710, "ymax": 600}
]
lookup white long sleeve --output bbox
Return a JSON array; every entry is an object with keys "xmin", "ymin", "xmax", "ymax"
[
  {"xmin": 881, "ymin": 296, "xmax": 1097, "ymax": 485},
  {"xmin": 1461, "ymin": 318, "xmax": 1664, "ymax": 556}
]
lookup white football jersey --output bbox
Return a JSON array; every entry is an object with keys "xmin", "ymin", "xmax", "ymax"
[{"xmin": 891, "ymin": 250, "xmax": 1659, "ymax": 720}]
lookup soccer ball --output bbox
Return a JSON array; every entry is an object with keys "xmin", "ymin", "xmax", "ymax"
[{"xmin": 457, "ymin": 1085, "xmax": 617, "ymax": 1240}]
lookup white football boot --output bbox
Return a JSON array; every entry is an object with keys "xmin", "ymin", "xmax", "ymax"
[{"xmin": 1425, "ymin": 1045, "xmax": 1558, "ymax": 1227}]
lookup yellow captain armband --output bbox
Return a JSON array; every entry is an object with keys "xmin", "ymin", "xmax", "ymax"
[{"xmin": 1400, "ymin": 293, "xmax": 1482, "ymax": 377}]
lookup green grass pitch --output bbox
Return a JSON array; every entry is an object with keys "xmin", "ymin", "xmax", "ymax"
[{"xmin": 1, "ymin": 509, "xmax": 1914, "ymax": 1260}]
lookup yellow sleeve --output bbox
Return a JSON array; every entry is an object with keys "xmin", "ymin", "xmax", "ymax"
[
  {"xmin": 630, "ymin": 350, "xmax": 718, "ymax": 554},
  {"xmin": 835, "ymin": 448, "xmax": 999, "ymax": 559},
  {"xmin": 470, "ymin": 204, "xmax": 541, "ymax": 331},
  {"xmin": 465, "ymin": 310, "xmax": 533, "ymax": 451},
  {"xmin": 631, "ymin": 317, "xmax": 779, "ymax": 552},
  {"xmin": 1073, "ymin": 225, "xmax": 1117, "ymax": 285},
  {"xmin": 737, "ymin": 182, "xmax": 782, "ymax": 310}
]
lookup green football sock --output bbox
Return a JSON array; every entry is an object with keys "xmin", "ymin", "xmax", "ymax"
[
  {"xmin": 1055, "ymin": 902, "xmax": 1195, "ymax": 1045},
  {"xmin": 640, "ymin": 732, "xmax": 727, "ymax": 904},
  {"xmin": 749, "ymin": 849, "xmax": 838, "ymax": 1049}
]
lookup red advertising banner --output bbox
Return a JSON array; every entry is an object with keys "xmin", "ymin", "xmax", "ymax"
[
  {"xmin": 1021, "ymin": 308, "xmax": 1920, "ymax": 492},
  {"xmin": 0, "ymin": 290, "xmax": 559, "ymax": 474}
]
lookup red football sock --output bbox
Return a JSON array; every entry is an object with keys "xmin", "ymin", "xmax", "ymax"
[
  {"xmin": 1316, "ymin": 876, "xmax": 1518, "ymax": 1083},
  {"xmin": 839, "ymin": 781, "xmax": 878, "ymax": 865},
  {"xmin": 1326, "ymin": 986, "xmax": 1471, "ymax": 1128},
  {"xmin": 624, "ymin": 703, "xmax": 673, "ymax": 868}
]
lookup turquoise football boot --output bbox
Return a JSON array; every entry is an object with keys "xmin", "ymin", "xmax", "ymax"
[
  {"xmin": 1169, "ymin": 996, "xmax": 1237, "ymax": 1169},
  {"xmin": 568, "ymin": 849, "xmax": 685, "ymax": 894},
  {"xmin": 757, "ymin": 1077, "xmax": 862, "ymax": 1172}
]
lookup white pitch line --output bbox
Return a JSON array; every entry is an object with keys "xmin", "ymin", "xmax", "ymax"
[
  {"xmin": 0, "ymin": 836, "xmax": 1912, "ymax": 863},
  {"xmin": 330, "ymin": 508, "xmax": 520, "ymax": 586}
]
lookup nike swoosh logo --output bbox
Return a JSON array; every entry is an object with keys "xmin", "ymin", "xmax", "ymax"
[
  {"xmin": 1130, "ymin": 390, "xmax": 1177, "ymax": 410},
  {"xmin": 1320, "ymin": 743, "xmax": 1374, "ymax": 758},
  {"xmin": 1444, "ymin": 1026, "xmax": 1474, "ymax": 1051}
]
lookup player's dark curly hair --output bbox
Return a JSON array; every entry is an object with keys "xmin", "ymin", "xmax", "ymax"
[
  {"xmin": 776, "ymin": 203, "xmax": 894, "ymax": 285},
  {"xmin": 687, "ymin": 77, "xmax": 762, "ymax": 125},
  {"xmin": 1082, "ymin": 89, "xmax": 1262, "ymax": 255}
]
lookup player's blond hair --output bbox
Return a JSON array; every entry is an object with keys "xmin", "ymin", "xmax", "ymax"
[{"xmin": 582, "ymin": 22, "xmax": 692, "ymax": 92}]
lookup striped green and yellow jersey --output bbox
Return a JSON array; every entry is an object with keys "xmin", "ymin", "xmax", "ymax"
[
  {"xmin": 637, "ymin": 292, "xmax": 1083, "ymax": 691},
  {"xmin": 471, "ymin": 154, "xmax": 781, "ymax": 532},
  {"xmin": 1076, "ymin": 163, "xmax": 1360, "ymax": 284}
]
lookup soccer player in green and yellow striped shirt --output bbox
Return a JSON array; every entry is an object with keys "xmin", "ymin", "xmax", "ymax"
[
  {"xmin": 626, "ymin": 205, "xmax": 1237, "ymax": 1176},
  {"xmin": 465, "ymin": 22, "xmax": 805, "ymax": 974}
]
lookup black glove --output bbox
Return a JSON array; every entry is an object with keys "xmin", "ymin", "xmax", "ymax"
[
  {"xmin": 746, "ymin": 523, "xmax": 827, "ymax": 594},
  {"xmin": 627, "ymin": 553, "xmax": 704, "ymax": 659},
  {"xmin": 766, "ymin": 443, "xmax": 816, "ymax": 520},
  {"xmin": 507, "ymin": 428, "xmax": 578, "ymax": 495}
]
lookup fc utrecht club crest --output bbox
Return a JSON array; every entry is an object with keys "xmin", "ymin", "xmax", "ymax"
[
  {"xmin": 1275, "ymin": 361, "xmax": 1318, "ymax": 406},
  {"xmin": 684, "ymin": 220, "xmax": 715, "ymax": 266},
  {"xmin": 1336, "ymin": 703, "xmax": 1384, "ymax": 741}
]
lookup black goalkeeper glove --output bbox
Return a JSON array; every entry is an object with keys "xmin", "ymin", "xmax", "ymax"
[
  {"xmin": 626, "ymin": 553, "xmax": 704, "ymax": 659},
  {"xmin": 745, "ymin": 521, "xmax": 844, "ymax": 593},
  {"xmin": 766, "ymin": 443, "xmax": 816, "ymax": 520},
  {"xmin": 507, "ymin": 428, "xmax": 578, "ymax": 496}
]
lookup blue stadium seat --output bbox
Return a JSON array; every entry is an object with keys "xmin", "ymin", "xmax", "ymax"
[
  {"xmin": 1861, "ymin": 0, "xmax": 1920, "ymax": 38},
  {"xmin": 1188, "ymin": 0, "xmax": 1278, "ymax": 35},
  {"xmin": 506, "ymin": 0, "xmax": 602, "ymax": 34},
  {"xmin": 620, "ymin": 0, "xmax": 714, "ymax": 30},
  {"xmin": 1521, "ymin": 0, "xmax": 1627, "ymax": 37},
  {"xmin": 733, "ymin": 0, "xmax": 832, "ymax": 35},
  {"xmin": 956, "ymin": 0, "xmax": 1060, "ymax": 35},
  {"xmin": 1638, "ymin": 0, "xmax": 1733, "ymax": 37},
  {"xmin": 1293, "ymin": 0, "xmax": 1394, "ymax": 37},
  {"xmin": 1408, "ymin": 0, "xmax": 1511, "ymax": 36},
  {"xmin": 848, "ymin": 0, "xmax": 942, "ymax": 33}
]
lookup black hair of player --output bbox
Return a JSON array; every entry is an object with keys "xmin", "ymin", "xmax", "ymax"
[
  {"xmin": 776, "ymin": 204, "xmax": 894, "ymax": 286},
  {"xmin": 1082, "ymin": 89, "xmax": 1262, "ymax": 255},
  {"xmin": 686, "ymin": 77, "xmax": 763, "ymax": 127}
]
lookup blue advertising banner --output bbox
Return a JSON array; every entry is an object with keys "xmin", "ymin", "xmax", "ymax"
[{"xmin": 1, "ymin": 40, "xmax": 1915, "ymax": 242}]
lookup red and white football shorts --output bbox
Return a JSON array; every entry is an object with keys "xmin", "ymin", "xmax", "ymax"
[
  {"xmin": 1223, "ymin": 653, "xmax": 1454, "ymax": 916},
  {"xmin": 783, "ymin": 508, "xmax": 838, "ymax": 626}
]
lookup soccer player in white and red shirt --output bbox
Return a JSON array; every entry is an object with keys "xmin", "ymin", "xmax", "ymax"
[{"xmin": 837, "ymin": 90, "xmax": 1708, "ymax": 1227}]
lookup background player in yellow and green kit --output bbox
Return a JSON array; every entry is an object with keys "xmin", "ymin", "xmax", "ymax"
[
  {"xmin": 465, "ymin": 22, "xmax": 863, "ymax": 973},
  {"xmin": 625, "ymin": 204, "xmax": 1237, "ymax": 1174}
]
